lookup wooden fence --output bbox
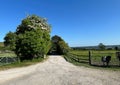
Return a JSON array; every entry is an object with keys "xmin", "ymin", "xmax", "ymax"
[
  {"xmin": 65, "ymin": 53, "xmax": 89, "ymax": 64},
  {"xmin": 66, "ymin": 51, "xmax": 120, "ymax": 67}
]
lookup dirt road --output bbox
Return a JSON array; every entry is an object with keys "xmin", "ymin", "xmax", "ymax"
[{"xmin": 0, "ymin": 56, "xmax": 120, "ymax": 85}]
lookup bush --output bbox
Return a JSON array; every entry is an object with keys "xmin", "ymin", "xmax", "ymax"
[{"xmin": 49, "ymin": 35, "xmax": 70, "ymax": 55}]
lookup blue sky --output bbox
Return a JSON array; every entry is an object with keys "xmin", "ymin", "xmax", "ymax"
[{"xmin": 0, "ymin": 0, "xmax": 120, "ymax": 47}]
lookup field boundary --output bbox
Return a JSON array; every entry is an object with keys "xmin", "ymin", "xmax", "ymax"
[
  {"xmin": 64, "ymin": 50, "xmax": 120, "ymax": 70},
  {"xmin": 0, "ymin": 57, "xmax": 18, "ymax": 66}
]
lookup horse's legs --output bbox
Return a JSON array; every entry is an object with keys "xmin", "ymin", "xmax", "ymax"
[
  {"xmin": 106, "ymin": 62, "xmax": 108, "ymax": 66},
  {"xmin": 106, "ymin": 61, "xmax": 110, "ymax": 66}
]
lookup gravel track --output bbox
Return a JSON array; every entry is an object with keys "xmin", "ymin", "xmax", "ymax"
[{"xmin": 0, "ymin": 55, "xmax": 120, "ymax": 85}]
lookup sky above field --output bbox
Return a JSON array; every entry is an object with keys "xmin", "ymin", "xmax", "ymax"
[{"xmin": 0, "ymin": 0, "xmax": 120, "ymax": 47}]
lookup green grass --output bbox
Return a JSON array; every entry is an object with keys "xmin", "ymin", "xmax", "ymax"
[
  {"xmin": 0, "ymin": 53, "xmax": 16, "ymax": 57},
  {"xmin": 70, "ymin": 50, "xmax": 117, "ymax": 56},
  {"xmin": 0, "ymin": 42, "xmax": 4, "ymax": 47},
  {"xmin": 64, "ymin": 50, "xmax": 120, "ymax": 71},
  {"xmin": 64, "ymin": 55, "xmax": 120, "ymax": 71}
]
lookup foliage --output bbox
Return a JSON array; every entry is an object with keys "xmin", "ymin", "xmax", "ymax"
[
  {"xmin": 98, "ymin": 43, "xmax": 105, "ymax": 50},
  {"xmin": 4, "ymin": 15, "xmax": 51, "ymax": 61},
  {"xmin": 51, "ymin": 35, "xmax": 63, "ymax": 43},
  {"xmin": 15, "ymin": 29, "xmax": 51, "ymax": 61},
  {"xmin": 114, "ymin": 46, "xmax": 118, "ymax": 50},
  {"xmin": 16, "ymin": 15, "xmax": 51, "ymax": 34},
  {"xmin": 58, "ymin": 41, "xmax": 69, "ymax": 54},
  {"xmin": 50, "ymin": 35, "xmax": 69, "ymax": 55},
  {"xmin": 4, "ymin": 31, "xmax": 16, "ymax": 50}
]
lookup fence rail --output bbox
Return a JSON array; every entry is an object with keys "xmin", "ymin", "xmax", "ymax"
[
  {"xmin": 66, "ymin": 53, "xmax": 89, "ymax": 64},
  {"xmin": 67, "ymin": 51, "xmax": 120, "ymax": 66}
]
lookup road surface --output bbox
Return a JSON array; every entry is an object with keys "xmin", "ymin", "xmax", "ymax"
[{"xmin": 0, "ymin": 56, "xmax": 120, "ymax": 85}]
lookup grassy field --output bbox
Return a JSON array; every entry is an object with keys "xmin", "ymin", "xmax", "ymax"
[
  {"xmin": 64, "ymin": 50, "xmax": 120, "ymax": 70},
  {"xmin": 0, "ymin": 42, "xmax": 4, "ymax": 47},
  {"xmin": 70, "ymin": 50, "xmax": 116, "ymax": 56},
  {"xmin": 0, "ymin": 52, "xmax": 16, "ymax": 57}
]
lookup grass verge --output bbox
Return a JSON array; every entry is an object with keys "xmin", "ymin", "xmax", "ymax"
[{"xmin": 0, "ymin": 57, "xmax": 48, "ymax": 71}]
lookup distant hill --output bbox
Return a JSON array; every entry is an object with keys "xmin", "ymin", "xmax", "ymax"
[{"xmin": 72, "ymin": 45, "xmax": 120, "ymax": 50}]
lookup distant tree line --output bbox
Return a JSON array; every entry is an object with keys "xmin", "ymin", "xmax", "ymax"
[{"xmin": 72, "ymin": 43, "xmax": 120, "ymax": 50}]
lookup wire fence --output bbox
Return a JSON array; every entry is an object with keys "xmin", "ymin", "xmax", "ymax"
[
  {"xmin": 0, "ymin": 57, "xmax": 18, "ymax": 66},
  {"xmin": 91, "ymin": 52, "xmax": 119, "ymax": 66}
]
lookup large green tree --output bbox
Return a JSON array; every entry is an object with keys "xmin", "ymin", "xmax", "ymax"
[
  {"xmin": 4, "ymin": 31, "xmax": 16, "ymax": 50},
  {"xmin": 15, "ymin": 15, "xmax": 51, "ymax": 61},
  {"xmin": 4, "ymin": 15, "xmax": 51, "ymax": 61},
  {"xmin": 15, "ymin": 29, "xmax": 50, "ymax": 61}
]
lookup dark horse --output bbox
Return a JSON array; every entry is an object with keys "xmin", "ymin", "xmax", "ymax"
[{"xmin": 101, "ymin": 56, "xmax": 111, "ymax": 66}]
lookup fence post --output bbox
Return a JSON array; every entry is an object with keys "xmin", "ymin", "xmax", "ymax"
[
  {"xmin": 89, "ymin": 51, "xmax": 91, "ymax": 65},
  {"xmin": 116, "ymin": 52, "xmax": 120, "ymax": 66}
]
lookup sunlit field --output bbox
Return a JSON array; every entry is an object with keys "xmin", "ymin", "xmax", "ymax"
[
  {"xmin": 0, "ymin": 52, "xmax": 16, "ymax": 57},
  {"xmin": 64, "ymin": 50, "xmax": 120, "ymax": 70}
]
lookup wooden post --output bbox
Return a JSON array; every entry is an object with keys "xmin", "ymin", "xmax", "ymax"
[
  {"xmin": 116, "ymin": 52, "xmax": 120, "ymax": 66},
  {"xmin": 89, "ymin": 51, "xmax": 91, "ymax": 65}
]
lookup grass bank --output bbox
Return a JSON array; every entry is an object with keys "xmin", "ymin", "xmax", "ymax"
[{"xmin": 0, "ymin": 57, "xmax": 48, "ymax": 71}]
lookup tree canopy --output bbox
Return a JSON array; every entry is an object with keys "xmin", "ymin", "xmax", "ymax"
[
  {"xmin": 49, "ymin": 35, "xmax": 69, "ymax": 55},
  {"xmin": 98, "ymin": 43, "xmax": 105, "ymax": 50},
  {"xmin": 16, "ymin": 15, "xmax": 51, "ymax": 34},
  {"xmin": 4, "ymin": 15, "xmax": 51, "ymax": 61},
  {"xmin": 4, "ymin": 31, "xmax": 16, "ymax": 50}
]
